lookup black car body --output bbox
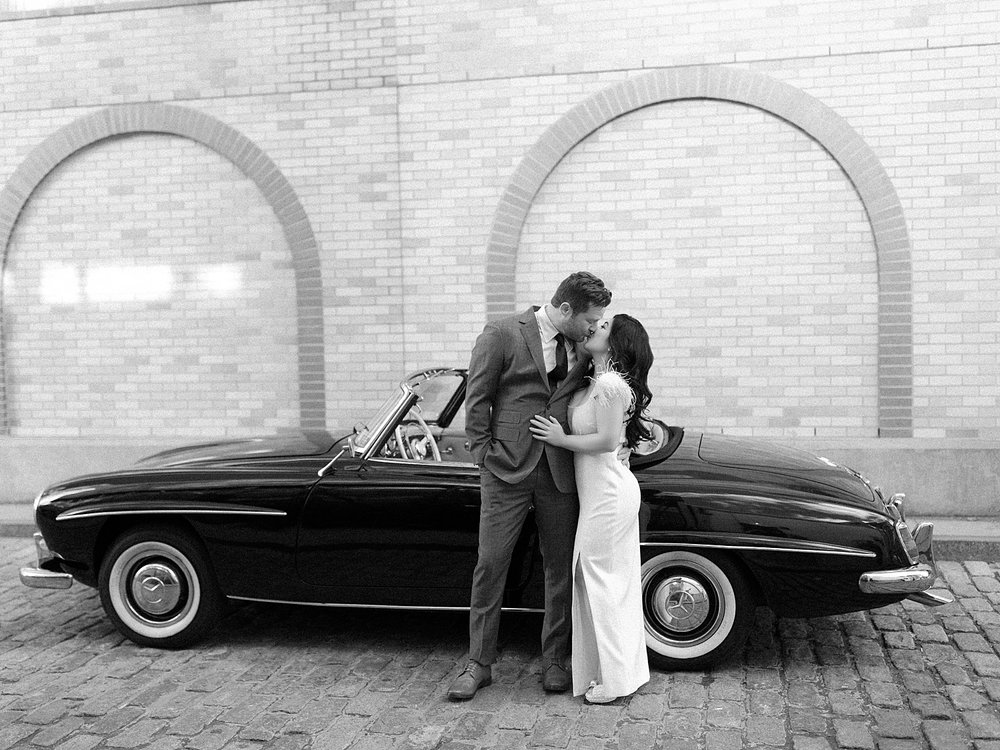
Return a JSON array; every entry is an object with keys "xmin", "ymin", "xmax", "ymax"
[{"xmin": 21, "ymin": 367, "xmax": 948, "ymax": 668}]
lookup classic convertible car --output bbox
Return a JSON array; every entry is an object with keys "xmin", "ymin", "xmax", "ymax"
[{"xmin": 21, "ymin": 367, "xmax": 949, "ymax": 668}]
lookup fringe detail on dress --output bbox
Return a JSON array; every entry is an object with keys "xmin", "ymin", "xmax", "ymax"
[{"xmin": 591, "ymin": 370, "xmax": 635, "ymax": 411}]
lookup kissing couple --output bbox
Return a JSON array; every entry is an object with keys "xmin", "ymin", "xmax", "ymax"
[{"xmin": 449, "ymin": 271, "xmax": 655, "ymax": 705}]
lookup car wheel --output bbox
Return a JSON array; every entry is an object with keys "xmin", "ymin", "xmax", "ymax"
[
  {"xmin": 641, "ymin": 550, "xmax": 753, "ymax": 670},
  {"xmin": 98, "ymin": 526, "xmax": 222, "ymax": 648}
]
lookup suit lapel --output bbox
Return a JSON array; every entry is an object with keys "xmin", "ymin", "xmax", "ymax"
[
  {"xmin": 551, "ymin": 357, "xmax": 588, "ymax": 400},
  {"xmin": 519, "ymin": 307, "xmax": 548, "ymax": 386}
]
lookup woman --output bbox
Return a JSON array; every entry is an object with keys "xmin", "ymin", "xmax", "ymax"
[{"xmin": 529, "ymin": 314, "xmax": 654, "ymax": 704}]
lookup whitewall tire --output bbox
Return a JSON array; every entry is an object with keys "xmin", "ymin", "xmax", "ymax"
[
  {"xmin": 98, "ymin": 526, "xmax": 222, "ymax": 648},
  {"xmin": 641, "ymin": 550, "xmax": 754, "ymax": 669}
]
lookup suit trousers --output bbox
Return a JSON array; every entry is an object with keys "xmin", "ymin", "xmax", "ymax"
[{"xmin": 468, "ymin": 452, "xmax": 579, "ymax": 666}]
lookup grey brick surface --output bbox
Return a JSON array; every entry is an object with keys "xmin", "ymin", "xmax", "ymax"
[{"xmin": 3, "ymin": 536, "xmax": 1000, "ymax": 749}]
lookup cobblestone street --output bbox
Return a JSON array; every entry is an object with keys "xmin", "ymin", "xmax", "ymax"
[{"xmin": 2, "ymin": 535, "xmax": 1000, "ymax": 750}]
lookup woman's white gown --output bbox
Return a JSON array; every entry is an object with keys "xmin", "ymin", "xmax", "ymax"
[{"xmin": 568, "ymin": 371, "xmax": 650, "ymax": 697}]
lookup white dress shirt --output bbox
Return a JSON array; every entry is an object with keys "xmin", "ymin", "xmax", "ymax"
[{"xmin": 535, "ymin": 305, "xmax": 576, "ymax": 375}]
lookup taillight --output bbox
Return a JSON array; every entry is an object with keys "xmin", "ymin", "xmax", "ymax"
[
  {"xmin": 895, "ymin": 520, "xmax": 919, "ymax": 565},
  {"xmin": 888, "ymin": 493, "xmax": 906, "ymax": 521}
]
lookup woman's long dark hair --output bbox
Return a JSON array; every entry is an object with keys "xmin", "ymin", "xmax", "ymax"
[{"xmin": 607, "ymin": 313, "xmax": 654, "ymax": 449}]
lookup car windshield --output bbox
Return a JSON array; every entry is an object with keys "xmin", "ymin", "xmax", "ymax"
[
  {"xmin": 353, "ymin": 385, "xmax": 411, "ymax": 453},
  {"xmin": 408, "ymin": 371, "xmax": 464, "ymax": 424}
]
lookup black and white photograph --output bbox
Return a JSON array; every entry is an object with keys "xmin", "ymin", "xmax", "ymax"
[{"xmin": 1, "ymin": 1, "xmax": 998, "ymax": 748}]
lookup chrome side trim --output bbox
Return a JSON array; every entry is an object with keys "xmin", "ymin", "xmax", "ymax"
[
  {"xmin": 639, "ymin": 541, "xmax": 877, "ymax": 559},
  {"xmin": 367, "ymin": 457, "xmax": 477, "ymax": 468},
  {"xmin": 227, "ymin": 595, "xmax": 543, "ymax": 614},
  {"xmin": 56, "ymin": 508, "xmax": 287, "ymax": 522}
]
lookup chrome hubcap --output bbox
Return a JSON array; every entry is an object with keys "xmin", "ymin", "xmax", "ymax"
[
  {"xmin": 651, "ymin": 574, "xmax": 711, "ymax": 633},
  {"xmin": 109, "ymin": 540, "xmax": 201, "ymax": 638},
  {"xmin": 131, "ymin": 562, "xmax": 182, "ymax": 616}
]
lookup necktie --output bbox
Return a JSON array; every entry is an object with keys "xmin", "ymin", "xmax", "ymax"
[{"xmin": 548, "ymin": 333, "xmax": 568, "ymax": 388}]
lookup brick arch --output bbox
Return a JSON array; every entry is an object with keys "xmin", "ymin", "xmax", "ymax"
[
  {"xmin": 0, "ymin": 103, "xmax": 326, "ymax": 431},
  {"xmin": 486, "ymin": 67, "xmax": 912, "ymax": 437}
]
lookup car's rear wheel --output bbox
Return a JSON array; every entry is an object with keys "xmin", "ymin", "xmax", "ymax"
[
  {"xmin": 641, "ymin": 550, "xmax": 754, "ymax": 670},
  {"xmin": 98, "ymin": 526, "xmax": 222, "ymax": 648}
]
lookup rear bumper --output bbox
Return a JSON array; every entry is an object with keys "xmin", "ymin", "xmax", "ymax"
[
  {"xmin": 19, "ymin": 532, "xmax": 73, "ymax": 590},
  {"xmin": 859, "ymin": 563, "xmax": 937, "ymax": 594},
  {"xmin": 858, "ymin": 522, "xmax": 952, "ymax": 605}
]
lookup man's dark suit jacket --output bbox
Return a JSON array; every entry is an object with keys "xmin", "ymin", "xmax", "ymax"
[{"xmin": 465, "ymin": 306, "xmax": 588, "ymax": 494}]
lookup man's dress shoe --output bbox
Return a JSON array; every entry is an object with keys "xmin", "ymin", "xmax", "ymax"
[
  {"xmin": 447, "ymin": 660, "xmax": 492, "ymax": 701},
  {"xmin": 542, "ymin": 662, "xmax": 571, "ymax": 692}
]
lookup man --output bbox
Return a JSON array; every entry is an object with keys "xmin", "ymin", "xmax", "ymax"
[{"xmin": 448, "ymin": 271, "xmax": 612, "ymax": 701}]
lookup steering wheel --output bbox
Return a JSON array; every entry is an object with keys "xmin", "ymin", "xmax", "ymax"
[{"xmin": 393, "ymin": 411, "xmax": 442, "ymax": 461}]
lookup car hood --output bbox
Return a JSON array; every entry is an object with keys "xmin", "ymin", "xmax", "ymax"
[
  {"xmin": 696, "ymin": 433, "xmax": 878, "ymax": 504},
  {"xmin": 136, "ymin": 430, "xmax": 343, "ymax": 469}
]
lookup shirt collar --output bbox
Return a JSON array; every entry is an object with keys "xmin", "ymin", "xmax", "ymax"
[{"xmin": 535, "ymin": 305, "xmax": 562, "ymax": 343}]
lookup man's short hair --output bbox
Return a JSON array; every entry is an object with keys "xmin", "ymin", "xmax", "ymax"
[{"xmin": 551, "ymin": 271, "xmax": 612, "ymax": 313}]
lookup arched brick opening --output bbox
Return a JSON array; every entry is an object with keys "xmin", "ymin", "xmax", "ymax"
[
  {"xmin": 0, "ymin": 104, "xmax": 326, "ymax": 431},
  {"xmin": 485, "ymin": 67, "xmax": 913, "ymax": 437}
]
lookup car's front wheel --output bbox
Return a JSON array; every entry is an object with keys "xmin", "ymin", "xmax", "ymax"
[
  {"xmin": 98, "ymin": 526, "xmax": 222, "ymax": 648},
  {"xmin": 641, "ymin": 550, "xmax": 754, "ymax": 670}
]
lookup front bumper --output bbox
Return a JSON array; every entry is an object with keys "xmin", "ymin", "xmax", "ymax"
[
  {"xmin": 858, "ymin": 522, "xmax": 952, "ymax": 605},
  {"xmin": 19, "ymin": 532, "xmax": 73, "ymax": 590}
]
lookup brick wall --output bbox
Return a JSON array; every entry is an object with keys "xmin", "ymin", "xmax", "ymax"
[
  {"xmin": 4, "ymin": 133, "xmax": 299, "ymax": 437},
  {"xmin": 516, "ymin": 99, "xmax": 878, "ymax": 438},
  {"xmin": 0, "ymin": 0, "xmax": 997, "ymax": 441}
]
